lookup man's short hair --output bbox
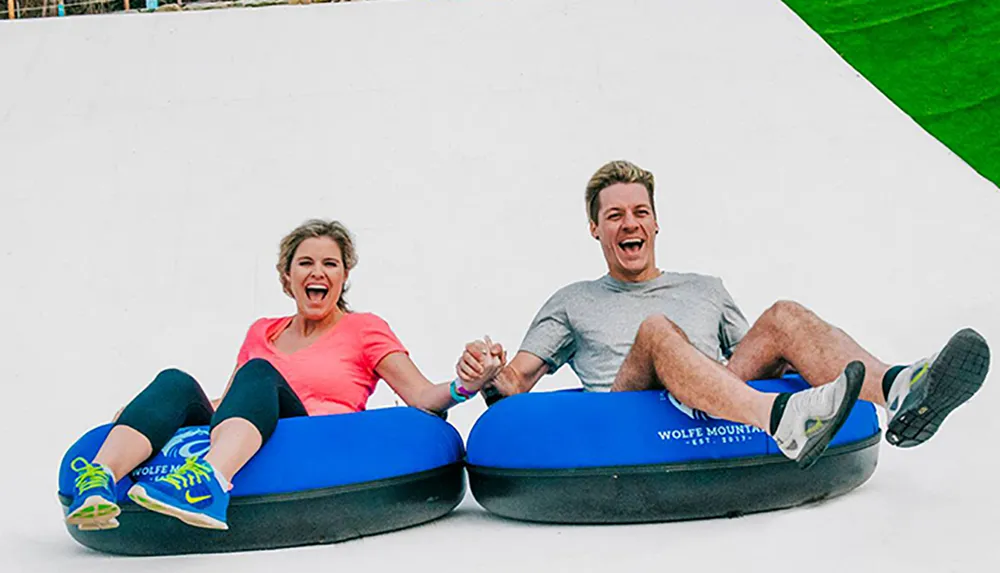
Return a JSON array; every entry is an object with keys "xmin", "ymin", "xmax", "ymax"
[{"xmin": 585, "ymin": 160, "xmax": 656, "ymax": 224}]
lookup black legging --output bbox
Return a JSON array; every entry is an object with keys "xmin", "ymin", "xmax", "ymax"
[{"xmin": 116, "ymin": 358, "xmax": 308, "ymax": 454}]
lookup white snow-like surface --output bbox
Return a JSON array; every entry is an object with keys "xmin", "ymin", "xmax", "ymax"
[{"xmin": 1, "ymin": 0, "xmax": 998, "ymax": 570}]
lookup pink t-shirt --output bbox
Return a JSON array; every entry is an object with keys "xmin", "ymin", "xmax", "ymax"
[{"xmin": 235, "ymin": 312, "xmax": 408, "ymax": 416}]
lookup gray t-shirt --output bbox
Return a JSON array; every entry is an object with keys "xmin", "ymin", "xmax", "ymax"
[{"xmin": 520, "ymin": 272, "xmax": 749, "ymax": 392}]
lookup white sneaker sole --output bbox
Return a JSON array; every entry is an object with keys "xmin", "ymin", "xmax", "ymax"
[
  {"xmin": 796, "ymin": 361, "xmax": 865, "ymax": 470},
  {"xmin": 78, "ymin": 518, "xmax": 120, "ymax": 531},
  {"xmin": 65, "ymin": 495, "xmax": 120, "ymax": 529},
  {"xmin": 127, "ymin": 484, "xmax": 228, "ymax": 531}
]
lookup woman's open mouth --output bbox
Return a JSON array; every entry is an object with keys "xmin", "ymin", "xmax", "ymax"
[{"xmin": 305, "ymin": 284, "xmax": 329, "ymax": 303}]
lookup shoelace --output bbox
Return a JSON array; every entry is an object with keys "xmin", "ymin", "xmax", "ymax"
[
  {"xmin": 158, "ymin": 456, "xmax": 212, "ymax": 491},
  {"xmin": 796, "ymin": 382, "xmax": 839, "ymax": 419},
  {"xmin": 70, "ymin": 457, "xmax": 111, "ymax": 495}
]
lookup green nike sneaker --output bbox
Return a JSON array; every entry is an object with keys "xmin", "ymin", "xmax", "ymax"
[
  {"xmin": 65, "ymin": 458, "xmax": 120, "ymax": 530},
  {"xmin": 127, "ymin": 456, "xmax": 230, "ymax": 530}
]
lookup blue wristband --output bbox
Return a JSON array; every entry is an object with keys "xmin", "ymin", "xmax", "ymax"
[{"xmin": 449, "ymin": 378, "xmax": 475, "ymax": 403}]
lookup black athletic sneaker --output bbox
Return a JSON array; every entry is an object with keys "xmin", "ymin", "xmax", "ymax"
[{"xmin": 885, "ymin": 328, "xmax": 990, "ymax": 448}]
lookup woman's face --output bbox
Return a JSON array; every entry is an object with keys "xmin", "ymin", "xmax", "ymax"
[{"xmin": 285, "ymin": 236, "xmax": 347, "ymax": 321}]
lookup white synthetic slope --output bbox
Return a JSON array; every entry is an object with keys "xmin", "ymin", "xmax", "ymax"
[{"xmin": 2, "ymin": 0, "xmax": 998, "ymax": 570}]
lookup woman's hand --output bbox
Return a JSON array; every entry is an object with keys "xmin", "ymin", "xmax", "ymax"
[{"xmin": 456, "ymin": 336, "xmax": 507, "ymax": 392}]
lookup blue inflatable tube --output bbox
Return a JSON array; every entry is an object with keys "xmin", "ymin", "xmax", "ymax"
[
  {"xmin": 58, "ymin": 408, "xmax": 465, "ymax": 555},
  {"xmin": 467, "ymin": 376, "xmax": 880, "ymax": 523}
]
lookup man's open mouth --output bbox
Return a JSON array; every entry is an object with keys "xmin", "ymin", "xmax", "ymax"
[
  {"xmin": 618, "ymin": 238, "xmax": 644, "ymax": 255},
  {"xmin": 305, "ymin": 285, "xmax": 329, "ymax": 302}
]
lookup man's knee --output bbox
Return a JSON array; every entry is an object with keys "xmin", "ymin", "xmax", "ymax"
[
  {"xmin": 637, "ymin": 315, "xmax": 690, "ymax": 344},
  {"xmin": 761, "ymin": 300, "xmax": 810, "ymax": 327}
]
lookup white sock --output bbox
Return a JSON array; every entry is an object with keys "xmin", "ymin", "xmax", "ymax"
[
  {"xmin": 208, "ymin": 462, "xmax": 231, "ymax": 491},
  {"xmin": 96, "ymin": 462, "xmax": 117, "ymax": 484}
]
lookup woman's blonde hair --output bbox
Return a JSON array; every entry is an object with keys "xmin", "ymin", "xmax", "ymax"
[{"xmin": 276, "ymin": 219, "xmax": 358, "ymax": 312}]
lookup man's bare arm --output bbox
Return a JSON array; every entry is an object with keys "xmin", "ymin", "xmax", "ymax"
[{"xmin": 487, "ymin": 351, "xmax": 549, "ymax": 397}]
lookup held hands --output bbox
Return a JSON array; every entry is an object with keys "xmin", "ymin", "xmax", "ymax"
[{"xmin": 456, "ymin": 335, "xmax": 507, "ymax": 392}]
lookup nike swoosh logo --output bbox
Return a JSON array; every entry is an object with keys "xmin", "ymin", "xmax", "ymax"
[{"xmin": 185, "ymin": 491, "xmax": 212, "ymax": 504}]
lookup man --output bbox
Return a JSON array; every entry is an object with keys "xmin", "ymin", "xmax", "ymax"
[{"xmin": 460, "ymin": 160, "xmax": 990, "ymax": 470}]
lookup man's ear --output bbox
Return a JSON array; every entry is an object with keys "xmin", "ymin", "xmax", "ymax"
[{"xmin": 589, "ymin": 220, "xmax": 599, "ymax": 240}]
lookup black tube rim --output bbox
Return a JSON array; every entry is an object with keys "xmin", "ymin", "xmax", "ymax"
[
  {"xmin": 467, "ymin": 434, "xmax": 880, "ymax": 478},
  {"xmin": 59, "ymin": 462, "xmax": 466, "ymax": 509}
]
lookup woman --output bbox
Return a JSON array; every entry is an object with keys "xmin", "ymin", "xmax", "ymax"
[{"xmin": 65, "ymin": 219, "xmax": 505, "ymax": 531}]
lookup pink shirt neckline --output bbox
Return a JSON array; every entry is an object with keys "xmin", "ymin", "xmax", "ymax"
[{"xmin": 264, "ymin": 313, "xmax": 355, "ymax": 358}]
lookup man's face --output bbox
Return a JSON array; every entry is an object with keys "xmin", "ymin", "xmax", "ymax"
[{"xmin": 589, "ymin": 182, "xmax": 659, "ymax": 282}]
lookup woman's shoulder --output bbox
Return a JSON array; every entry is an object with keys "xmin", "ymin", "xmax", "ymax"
[
  {"xmin": 245, "ymin": 316, "xmax": 292, "ymax": 337},
  {"xmin": 249, "ymin": 315, "xmax": 292, "ymax": 327},
  {"xmin": 341, "ymin": 312, "xmax": 406, "ymax": 357},
  {"xmin": 344, "ymin": 311, "xmax": 393, "ymax": 330}
]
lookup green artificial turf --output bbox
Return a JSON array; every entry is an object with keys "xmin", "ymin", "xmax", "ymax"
[{"xmin": 782, "ymin": 0, "xmax": 1000, "ymax": 188}]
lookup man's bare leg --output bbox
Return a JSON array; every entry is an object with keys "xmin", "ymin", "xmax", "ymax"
[
  {"xmin": 611, "ymin": 315, "xmax": 775, "ymax": 430},
  {"xmin": 611, "ymin": 314, "xmax": 866, "ymax": 468},
  {"xmin": 726, "ymin": 300, "xmax": 891, "ymax": 406}
]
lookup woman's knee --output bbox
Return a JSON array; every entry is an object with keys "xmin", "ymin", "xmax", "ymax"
[
  {"xmin": 118, "ymin": 368, "xmax": 209, "ymax": 448},
  {"xmin": 215, "ymin": 360, "xmax": 284, "ymax": 435},
  {"xmin": 149, "ymin": 367, "xmax": 201, "ymax": 395},
  {"xmin": 233, "ymin": 358, "xmax": 281, "ymax": 385}
]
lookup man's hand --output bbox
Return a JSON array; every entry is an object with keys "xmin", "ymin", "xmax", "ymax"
[
  {"xmin": 483, "ymin": 371, "xmax": 522, "ymax": 399},
  {"xmin": 483, "ymin": 351, "xmax": 550, "ymax": 401}
]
